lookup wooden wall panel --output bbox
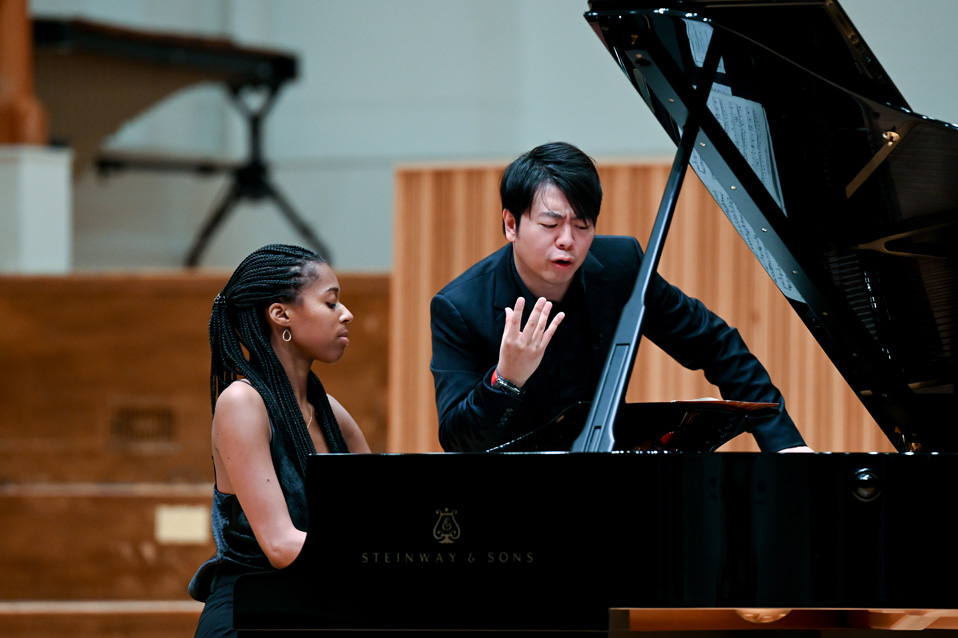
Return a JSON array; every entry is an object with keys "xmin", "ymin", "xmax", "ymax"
[
  {"xmin": 389, "ymin": 161, "xmax": 893, "ymax": 453},
  {"xmin": 0, "ymin": 605, "xmax": 203, "ymax": 638},
  {"xmin": 0, "ymin": 270, "xmax": 389, "ymax": 636},
  {"xmin": 0, "ymin": 484, "xmax": 213, "ymax": 600},
  {"xmin": 0, "ymin": 272, "xmax": 391, "ymax": 484}
]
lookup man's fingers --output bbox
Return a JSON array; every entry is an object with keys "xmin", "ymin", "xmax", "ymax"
[
  {"xmin": 513, "ymin": 296, "xmax": 526, "ymax": 319},
  {"xmin": 526, "ymin": 297, "xmax": 547, "ymax": 323},
  {"xmin": 507, "ymin": 296, "xmax": 562, "ymax": 345},
  {"xmin": 544, "ymin": 311, "xmax": 565, "ymax": 339},
  {"xmin": 503, "ymin": 298, "xmax": 523, "ymax": 336},
  {"xmin": 531, "ymin": 300, "xmax": 554, "ymax": 338},
  {"xmin": 521, "ymin": 297, "xmax": 550, "ymax": 336},
  {"xmin": 498, "ymin": 299, "xmax": 563, "ymax": 388}
]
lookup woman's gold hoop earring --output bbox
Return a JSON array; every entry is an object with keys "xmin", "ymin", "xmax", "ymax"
[{"xmin": 282, "ymin": 328, "xmax": 292, "ymax": 342}]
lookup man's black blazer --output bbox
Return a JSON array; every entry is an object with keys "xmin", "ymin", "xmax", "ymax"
[{"xmin": 430, "ymin": 235, "xmax": 805, "ymax": 453}]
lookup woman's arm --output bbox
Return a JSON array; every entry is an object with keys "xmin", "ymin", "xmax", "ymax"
[
  {"xmin": 328, "ymin": 394, "xmax": 371, "ymax": 453},
  {"xmin": 212, "ymin": 381, "xmax": 306, "ymax": 568}
]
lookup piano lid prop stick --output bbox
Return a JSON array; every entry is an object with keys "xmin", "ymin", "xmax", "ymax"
[{"xmin": 572, "ymin": 31, "xmax": 725, "ymax": 453}]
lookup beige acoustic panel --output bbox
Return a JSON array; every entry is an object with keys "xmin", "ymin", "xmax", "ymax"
[{"xmin": 389, "ymin": 161, "xmax": 889, "ymax": 453}]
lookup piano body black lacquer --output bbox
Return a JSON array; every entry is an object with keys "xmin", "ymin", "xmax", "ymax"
[{"xmin": 234, "ymin": 0, "xmax": 958, "ymax": 633}]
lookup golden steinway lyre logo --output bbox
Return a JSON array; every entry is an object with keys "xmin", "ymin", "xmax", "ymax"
[{"xmin": 433, "ymin": 508, "xmax": 461, "ymax": 544}]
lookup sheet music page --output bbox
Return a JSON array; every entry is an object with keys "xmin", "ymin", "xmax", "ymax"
[
  {"xmin": 685, "ymin": 19, "xmax": 802, "ymax": 302},
  {"xmin": 682, "ymin": 90, "xmax": 801, "ymax": 302},
  {"xmin": 704, "ymin": 91, "xmax": 786, "ymax": 212},
  {"xmin": 686, "ymin": 20, "xmax": 726, "ymax": 74},
  {"xmin": 690, "ymin": 146, "xmax": 803, "ymax": 302}
]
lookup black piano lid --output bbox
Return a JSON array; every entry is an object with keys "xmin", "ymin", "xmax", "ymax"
[{"xmin": 585, "ymin": 0, "xmax": 958, "ymax": 452}]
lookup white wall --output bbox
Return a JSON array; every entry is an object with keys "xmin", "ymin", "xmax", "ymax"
[{"xmin": 26, "ymin": 0, "xmax": 958, "ymax": 272}]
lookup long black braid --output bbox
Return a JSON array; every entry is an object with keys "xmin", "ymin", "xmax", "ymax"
[{"xmin": 208, "ymin": 244, "xmax": 350, "ymax": 479}]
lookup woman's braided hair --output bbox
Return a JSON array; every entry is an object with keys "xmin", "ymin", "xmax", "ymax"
[{"xmin": 209, "ymin": 244, "xmax": 350, "ymax": 478}]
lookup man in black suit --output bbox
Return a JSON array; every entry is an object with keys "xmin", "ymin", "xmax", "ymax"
[{"xmin": 430, "ymin": 142, "xmax": 809, "ymax": 453}]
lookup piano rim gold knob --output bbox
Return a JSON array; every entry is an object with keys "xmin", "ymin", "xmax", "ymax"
[{"xmin": 735, "ymin": 608, "xmax": 791, "ymax": 624}]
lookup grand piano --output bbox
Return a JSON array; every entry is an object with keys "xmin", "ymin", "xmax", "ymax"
[{"xmin": 233, "ymin": 0, "xmax": 958, "ymax": 633}]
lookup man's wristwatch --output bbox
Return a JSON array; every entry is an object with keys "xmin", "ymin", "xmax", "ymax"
[{"xmin": 491, "ymin": 368, "xmax": 525, "ymax": 397}]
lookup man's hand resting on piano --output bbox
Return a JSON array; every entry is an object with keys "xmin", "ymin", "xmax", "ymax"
[{"xmin": 778, "ymin": 445, "xmax": 814, "ymax": 453}]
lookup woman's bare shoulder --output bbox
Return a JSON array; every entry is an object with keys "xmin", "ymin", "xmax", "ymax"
[{"xmin": 214, "ymin": 380, "xmax": 269, "ymax": 439}]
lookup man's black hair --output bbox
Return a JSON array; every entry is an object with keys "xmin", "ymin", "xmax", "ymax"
[{"xmin": 499, "ymin": 141, "xmax": 602, "ymax": 233}]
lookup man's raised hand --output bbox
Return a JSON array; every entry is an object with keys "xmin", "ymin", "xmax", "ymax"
[{"xmin": 496, "ymin": 297, "xmax": 565, "ymax": 388}]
